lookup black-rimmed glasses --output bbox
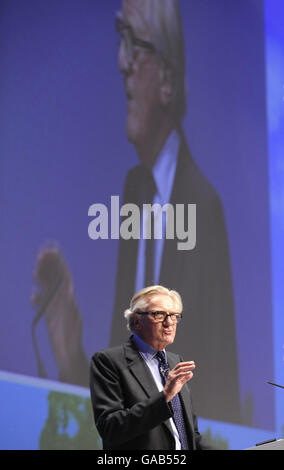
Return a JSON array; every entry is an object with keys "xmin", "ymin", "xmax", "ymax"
[{"xmin": 136, "ymin": 311, "xmax": 182, "ymax": 324}]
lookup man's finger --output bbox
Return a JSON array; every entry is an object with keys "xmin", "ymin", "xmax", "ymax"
[
  {"xmin": 172, "ymin": 362, "xmax": 196, "ymax": 373},
  {"xmin": 173, "ymin": 361, "xmax": 195, "ymax": 368}
]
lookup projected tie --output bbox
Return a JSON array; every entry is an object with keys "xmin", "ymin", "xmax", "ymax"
[
  {"xmin": 156, "ymin": 351, "xmax": 189, "ymax": 450},
  {"xmin": 137, "ymin": 166, "xmax": 156, "ymax": 287}
]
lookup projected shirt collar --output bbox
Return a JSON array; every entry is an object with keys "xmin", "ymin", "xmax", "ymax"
[
  {"xmin": 152, "ymin": 129, "xmax": 180, "ymax": 206},
  {"xmin": 135, "ymin": 129, "xmax": 180, "ymax": 291}
]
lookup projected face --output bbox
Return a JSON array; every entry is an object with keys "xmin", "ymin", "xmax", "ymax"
[
  {"xmin": 134, "ymin": 294, "xmax": 178, "ymax": 351},
  {"xmin": 118, "ymin": 0, "xmax": 164, "ymax": 163}
]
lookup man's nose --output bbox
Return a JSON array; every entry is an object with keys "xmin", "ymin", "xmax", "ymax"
[{"xmin": 163, "ymin": 314, "xmax": 175, "ymax": 325}]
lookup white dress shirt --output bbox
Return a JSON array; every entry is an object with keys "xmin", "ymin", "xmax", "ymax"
[{"xmin": 135, "ymin": 130, "xmax": 180, "ymax": 291}]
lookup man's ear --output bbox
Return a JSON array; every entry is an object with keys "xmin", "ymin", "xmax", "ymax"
[
  {"xmin": 133, "ymin": 314, "xmax": 142, "ymax": 332},
  {"xmin": 159, "ymin": 66, "xmax": 174, "ymax": 107}
]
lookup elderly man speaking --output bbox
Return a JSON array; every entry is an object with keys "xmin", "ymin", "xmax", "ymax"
[{"xmin": 90, "ymin": 285, "xmax": 212, "ymax": 450}]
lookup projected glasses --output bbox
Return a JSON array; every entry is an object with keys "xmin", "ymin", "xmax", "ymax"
[{"xmin": 115, "ymin": 15, "xmax": 156, "ymax": 65}]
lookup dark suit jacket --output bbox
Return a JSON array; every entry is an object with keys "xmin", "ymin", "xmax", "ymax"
[
  {"xmin": 109, "ymin": 131, "xmax": 241, "ymax": 424},
  {"xmin": 90, "ymin": 337, "xmax": 212, "ymax": 450}
]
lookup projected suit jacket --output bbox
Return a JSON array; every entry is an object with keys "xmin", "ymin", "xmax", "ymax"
[
  {"xmin": 89, "ymin": 336, "xmax": 212, "ymax": 450},
  {"xmin": 109, "ymin": 131, "xmax": 241, "ymax": 424}
]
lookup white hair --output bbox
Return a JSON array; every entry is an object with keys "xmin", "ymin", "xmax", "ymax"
[
  {"xmin": 143, "ymin": 0, "xmax": 187, "ymax": 122},
  {"xmin": 124, "ymin": 285, "xmax": 183, "ymax": 332}
]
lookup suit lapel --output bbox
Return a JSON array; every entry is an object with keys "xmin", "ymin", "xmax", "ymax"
[
  {"xmin": 124, "ymin": 339, "xmax": 159, "ymax": 398},
  {"xmin": 123, "ymin": 339, "xmax": 176, "ymax": 438}
]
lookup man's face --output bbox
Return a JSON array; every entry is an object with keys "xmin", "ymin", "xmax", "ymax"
[
  {"xmin": 135, "ymin": 294, "xmax": 179, "ymax": 350},
  {"xmin": 118, "ymin": 0, "xmax": 163, "ymax": 153}
]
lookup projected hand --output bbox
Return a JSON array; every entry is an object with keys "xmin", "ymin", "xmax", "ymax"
[{"xmin": 31, "ymin": 245, "xmax": 88, "ymax": 386}]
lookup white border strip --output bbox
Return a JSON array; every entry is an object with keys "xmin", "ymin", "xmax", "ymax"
[{"xmin": 0, "ymin": 370, "xmax": 90, "ymax": 397}]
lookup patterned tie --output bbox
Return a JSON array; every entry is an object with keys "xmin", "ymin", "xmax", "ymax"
[{"xmin": 156, "ymin": 351, "xmax": 189, "ymax": 450}]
